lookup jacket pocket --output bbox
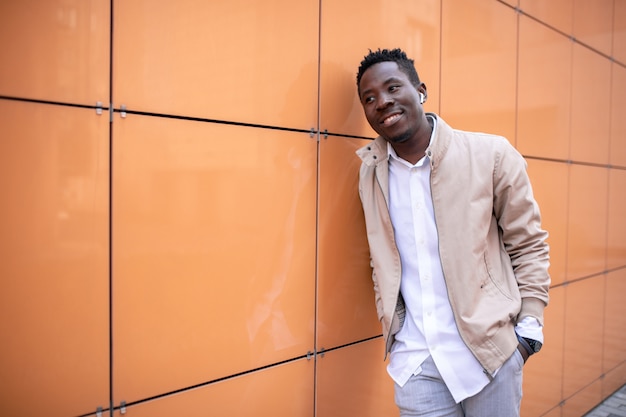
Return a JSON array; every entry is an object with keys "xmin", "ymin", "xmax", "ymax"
[{"xmin": 482, "ymin": 252, "xmax": 514, "ymax": 301}]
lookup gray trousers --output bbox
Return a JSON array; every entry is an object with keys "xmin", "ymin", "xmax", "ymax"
[{"xmin": 394, "ymin": 350, "xmax": 524, "ymax": 417}]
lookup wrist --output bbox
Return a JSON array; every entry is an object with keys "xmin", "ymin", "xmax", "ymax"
[{"xmin": 516, "ymin": 333, "xmax": 542, "ymax": 355}]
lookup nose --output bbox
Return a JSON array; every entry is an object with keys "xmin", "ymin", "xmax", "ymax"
[{"xmin": 376, "ymin": 94, "xmax": 393, "ymax": 110}]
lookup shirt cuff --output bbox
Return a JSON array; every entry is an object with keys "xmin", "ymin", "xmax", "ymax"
[{"xmin": 515, "ymin": 316, "xmax": 544, "ymax": 343}]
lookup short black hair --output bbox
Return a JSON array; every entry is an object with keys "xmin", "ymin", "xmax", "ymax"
[{"xmin": 356, "ymin": 48, "xmax": 421, "ymax": 95}]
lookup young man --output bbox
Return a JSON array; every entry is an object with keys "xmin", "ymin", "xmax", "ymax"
[{"xmin": 355, "ymin": 48, "xmax": 550, "ymax": 416}]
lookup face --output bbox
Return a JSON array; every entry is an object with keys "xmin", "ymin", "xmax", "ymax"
[{"xmin": 358, "ymin": 61, "xmax": 426, "ymax": 144}]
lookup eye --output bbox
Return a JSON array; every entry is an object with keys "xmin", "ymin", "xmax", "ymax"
[
  {"xmin": 364, "ymin": 95, "xmax": 375, "ymax": 104},
  {"xmin": 389, "ymin": 85, "xmax": 400, "ymax": 92}
]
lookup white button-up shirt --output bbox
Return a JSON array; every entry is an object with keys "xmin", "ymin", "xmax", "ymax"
[{"xmin": 386, "ymin": 116, "xmax": 490, "ymax": 402}]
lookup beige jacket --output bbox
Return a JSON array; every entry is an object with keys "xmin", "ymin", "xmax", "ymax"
[{"xmin": 356, "ymin": 115, "xmax": 550, "ymax": 375}]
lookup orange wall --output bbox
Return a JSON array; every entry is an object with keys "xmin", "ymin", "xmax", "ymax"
[{"xmin": 0, "ymin": 1, "xmax": 624, "ymax": 416}]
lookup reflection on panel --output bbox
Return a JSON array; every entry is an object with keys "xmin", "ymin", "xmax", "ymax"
[
  {"xmin": 319, "ymin": 0, "xmax": 441, "ymax": 137},
  {"xmin": 526, "ymin": 160, "xmax": 568, "ymax": 285},
  {"xmin": 521, "ymin": 286, "xmax": 565, "ymax": 417},
  {"xmin": 0, "ymin": 1, "xmax": 110, "ymax": 104},
  {"xmin": 570, "ymin": 44, "xmax": 611, "ymax": 165},
  {"xmin": 0, "ymin": 101, "xmax": 109, "ymax": 417},
  {"xmin": 316, "ymin": 338, "xmax": 397, "ymax": 417},
  {"xmin": 115, "ymin": 359, "xmax": 314, "ymax": 417},
  {"xmin": 112, "ymin": 115, "xmax": 317, "ymax": 402},
  {"xmin": 517, "ymin": 15, "xmax": 572, "ymax": 160},
  {"xmin": 566, "ymin": 165, "xmax": 608, "ymax": 280},
  {"xmin": 317, "ymin": 136, "xmax": 380, "ymax": 349},
  {"xmin": 562, "ymin": 277, "xmax": 604, "ymax": 399},
  {"xmin": 441, "ymin": 0, "xmax": 517, "ymax": 141},
  {"xmin": 113, "ymin": 0, "xmax": 318, "ymax": 129}
]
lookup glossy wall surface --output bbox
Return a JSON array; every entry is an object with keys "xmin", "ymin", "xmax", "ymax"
[{"xmin": 0, "ymin": 1, "xmax": 624, "ymax": 416}]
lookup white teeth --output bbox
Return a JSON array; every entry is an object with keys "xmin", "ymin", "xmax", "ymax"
[{"xmin": 383, "ymin": 114, "xmax": 401, "ymax": 125}]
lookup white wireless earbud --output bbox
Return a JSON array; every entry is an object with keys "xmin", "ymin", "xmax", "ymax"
[{"xmin": 419, "ymin": 93, "xmax": 425, "ymax": 104}]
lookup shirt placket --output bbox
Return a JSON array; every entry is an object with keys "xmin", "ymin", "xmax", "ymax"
[{"xmin": 410, "ymin": 165, "xmax": 440, "ymax": 353}]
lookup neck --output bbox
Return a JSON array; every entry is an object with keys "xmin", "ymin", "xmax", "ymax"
[{"xmin": 392, "ymin": 116, "xmax": 433, "ymax": 164}]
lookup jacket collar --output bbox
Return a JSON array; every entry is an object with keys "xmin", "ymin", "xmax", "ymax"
[{"xmin": 356, "ymin": 113, "xmax": 452, "ymax": 167}]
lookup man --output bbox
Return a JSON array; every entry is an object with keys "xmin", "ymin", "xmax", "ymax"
[{"xmin": 355, "ymin": 48, "xmax": 550, "ymax": 416}]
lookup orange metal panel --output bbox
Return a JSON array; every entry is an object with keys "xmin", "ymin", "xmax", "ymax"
[
  {"xmin": 614, "ymin": 0, "xmax": 626, "ymax": 64},
  {"xmin": 566, "ymin": 165, "xmax": 608, "ymax": 280},
  {"xmin": 316, "ymin": 339, "xmax": 398, "ymax": 417},
  {"xmin": 542, "ymin": 406, "xmax": 563, "ymax": 417},
  {"xmin": 0, "ymin": 1, "xmax": 110, "ymax": 104},
  {"xmin": 572, "ymin": 0, "xmax": 613, "ymax": 57},
  {"xmin": 501, "ymin": 0, "xmax": 518, "ymax": 8},
  {"xmin": 441, "ymin": 0, "xmax": 517, "ymax": 142},
  {"xmin": 0, "ymin": 101, "xmax": 109, "ymax": 417},
  {"xmin": 562, "ymin": 277, "xmax": 604, "ymax": 399},
  {"xmin": 319, "ymin": 0, "xmax": 441, "ymax": 138},
  {"xmin": 112, "ymin": 115, "xmax": 317, "ymax": 403},
  {"xmin": 607, "ymin": 170, "xmax": 626, "ymax": 269},
  {"xmin": 602, "ymin": 361, "xmax": 626, "ymax": 399},
  {"xmin": 610, "ymin": 63, "xmax": 626, "ymax": 167},
  {"xmin": 561, "ymin": 378, "xmax": 602, "ymax": 417},
  {"xmin": 520, "ymin": 0, "xmax": 573, "ymax": 36},
  {"xmin": 570, "ymin": 44, "xmax": 611, "ymax": 165},
  {"xmin": 526, "ymin": 160, "xmax": 568, "ymax": 285},
  {"xmin": 317, "ymin": 136, "xmax": 380, "ymax": 349},
  {"xmin": 517, "ymin": 15, "xmax": 572, "ymax": 160},
  {"xmin": 521, "ymin": 286, "xmax": 565, "ymax": 417},
  {"xmin": 112, "ymin": 0, "xmax": 318, "ymax": 129},
  {"xmin": 603, "ymin": 269, "xmax": 626, "ymax": 374},
  {"xmin": 113, "ymin": 359, "xmax": 314, "ymax": 417}
]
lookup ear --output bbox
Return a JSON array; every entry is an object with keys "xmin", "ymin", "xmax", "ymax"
[{"xmin": 418, "ymin": 83, "xmax": 428, "ymax": 101}]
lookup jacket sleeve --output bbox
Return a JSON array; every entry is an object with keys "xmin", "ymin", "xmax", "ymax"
[
  {"xmin": 492, "ymin": 140, "xmax": 550, "ymax": 325},
  {"xmin": 358, "ymin": 178, "xmax": 385, "ymax": 322}
]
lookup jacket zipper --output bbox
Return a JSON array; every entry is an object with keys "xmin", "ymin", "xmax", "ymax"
[{"xmin": 428, "ymin": 151, "xmax": 493, "ymax": 378}]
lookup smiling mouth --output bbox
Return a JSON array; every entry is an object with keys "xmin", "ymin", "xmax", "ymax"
[{"xmin": 382, "ymin": 113, "xmax": 402, "ymax": 126}]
